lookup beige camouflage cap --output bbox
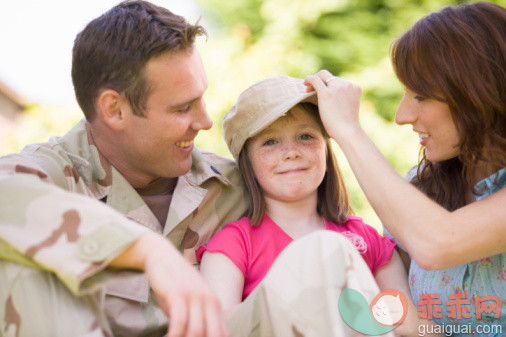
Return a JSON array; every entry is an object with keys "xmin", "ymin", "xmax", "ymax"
[{"xmin": 223, "ymin": 75, "xmax": 318, "ymax": 161}]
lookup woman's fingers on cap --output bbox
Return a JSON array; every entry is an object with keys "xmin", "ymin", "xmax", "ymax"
[
  {"xmin": 303, "ymin": 75, "xmax": 316, "ymax": 92},
  {"xmin": 315, "ymin": 69, "xmax": 334, "ymax": 81},
  {"xmin": 304, "ymin": 75, "xmax": 327, "ymax": 93}
]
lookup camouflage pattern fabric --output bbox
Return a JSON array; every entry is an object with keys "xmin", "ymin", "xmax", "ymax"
[
  {"xmin": 227, "ymin": 231, "xmax": 395, "ymax": 337},
  {"xmin": 0, "ymin": 119, "xmax": 249, "ymax": 336}
]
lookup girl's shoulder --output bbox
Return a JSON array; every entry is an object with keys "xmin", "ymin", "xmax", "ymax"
[
  {"xmin": 327, "ymin": 217, "xmax": 396, "ymax": 262},
  {"xmin": 224, "ymin": 216, "xmax": 253, "ymax": 228},
  {"xmin": 221, "ymin": 215, "xmax": 273, "ymax": 236},
  {"xmin": 220, "ymin": 216, "xmax": 254, "ymax": 235},
  {"xmin": 343, "ymin": 214, "xmax": 365, "ymax": 224},
  {"xmin": 338, "ymin": 215, "xmax": 369, "ymax": 229},
  {"xmin": 328, "ymin": 215, "xmax": 382, "ymax": 237}
]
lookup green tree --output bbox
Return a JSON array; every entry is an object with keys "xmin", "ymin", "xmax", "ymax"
[{"xmin": 199, "ymin": 0, "xmax": 501, "ymax": 120}]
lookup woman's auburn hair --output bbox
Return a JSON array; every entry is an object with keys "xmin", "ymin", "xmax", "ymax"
[
  {"xmin": 390, "ymin": 2, "xmax": 506, "ymax": 210},
  {"xmin": 237, "ymin": 103, "xmax": 352, "ymax": 226}
]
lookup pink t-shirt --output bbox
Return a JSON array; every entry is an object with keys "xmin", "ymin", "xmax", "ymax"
[{"xmin": 196, "ymin": 214, "xmax": 396, "ymax": 300}]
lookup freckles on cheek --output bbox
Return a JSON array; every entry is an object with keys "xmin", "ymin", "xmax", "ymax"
[
  {"xmin": 256, "ymin": 154, "xmax": 274, "ymax": 170},
  {"xmin": 252, "ymin": 150, "xmax": 276, "ymax": 175},
  {"xmin": 305, "ymin": 143, "xmax": 326, "ymax": 161}
]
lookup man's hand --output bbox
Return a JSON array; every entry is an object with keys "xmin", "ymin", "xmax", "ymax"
[{"xmin": 110, "ymin": 232, "xmax": 229, "ymax": 337}]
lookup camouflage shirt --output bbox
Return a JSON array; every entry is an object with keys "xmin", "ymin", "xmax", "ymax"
[{"xmin": 0, "ymin": 119, "xmax": 248, "ymax": 336}]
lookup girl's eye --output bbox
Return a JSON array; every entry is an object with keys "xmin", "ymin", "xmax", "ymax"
[
  {"xmin": 263, "ymin": 139, "xmax": 276, "ymax": 146},
  {"xmin": 299, "ymin": 134, "xmax": 313, "ymax": 140},
  {"xmin": 413, "ymin": 95, "xmax": 426, "ymax": 102}
]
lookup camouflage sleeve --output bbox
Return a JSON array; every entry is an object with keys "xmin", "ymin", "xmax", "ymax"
[
  {"xmin": 0, "ymin": 174, "xmax": 150, "ymax": 296},
  {"xmin": 0, "ymin": 142, "xmax": 90, "ymax": 191}
]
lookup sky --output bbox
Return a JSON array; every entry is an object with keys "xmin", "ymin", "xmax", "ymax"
[{"xmin": 0, "ymin": 0, "xmax": 200, "ymax": 107}]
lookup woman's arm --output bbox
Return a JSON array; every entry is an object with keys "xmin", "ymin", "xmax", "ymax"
[
  {"xmin": 200, "ymin": 251, "xmax": 245, "ymax": 319},
  {"xmin": 375, "ymin": 251, "xmax": 442, "ymax": 337},
  {"xmin": 304, "ymin": 72, "xmax": 506, "ymax": 270}
]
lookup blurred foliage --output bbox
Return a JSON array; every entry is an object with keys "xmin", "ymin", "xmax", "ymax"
[
  {"xmin": 195, "ymin": 0, "xmax": 503, "ymax": 229},
  {"xmin": 3, "ymin": 0, "xmax": 503, "ymax": 229},
  {"xmin": 1, "ymin": 104, "xmax": 82, "ymax": 156},
  {"xmin": 197, "ymin": 0, "xmax": 503, "ymax": 121}
]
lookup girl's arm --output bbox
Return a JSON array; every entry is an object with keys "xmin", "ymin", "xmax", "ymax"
[
  {"xmin": 375, "ymin": 251, "xmax": 443, "ymax": 337},
  {"xmin": 200, "ymin": 251, "xmax": 245, "ymax": 319},
  {"xmin": 111, "ymin": 232, "xmax": 229, "ymax": 337},
  {"xmin": 304, "ymin": 72, "xmax": 506, "ymax": 270}
]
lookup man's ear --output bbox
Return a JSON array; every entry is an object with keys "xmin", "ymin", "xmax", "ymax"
[{"xmin": 96, "ymin": 89, "xmax": 126, "ymax": 131}]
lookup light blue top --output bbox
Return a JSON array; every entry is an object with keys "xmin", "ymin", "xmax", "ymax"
[{"xmin": 384, "ymin": 168, "xmax": 505, "ymax": 336}]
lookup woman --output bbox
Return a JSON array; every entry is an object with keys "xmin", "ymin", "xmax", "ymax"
[{"xmin": 305, "ymin": 2, "xmax": 505, "ymax": 335}]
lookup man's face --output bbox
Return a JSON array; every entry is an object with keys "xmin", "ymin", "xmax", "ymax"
[{"xmin": 117, "ymin": 48, "xmax": 212, "ymax": 186}]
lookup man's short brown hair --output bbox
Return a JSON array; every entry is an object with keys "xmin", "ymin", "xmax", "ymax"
[{"xmin": 72, "ymin": 0, "xmax": 207, "ymax": 120}]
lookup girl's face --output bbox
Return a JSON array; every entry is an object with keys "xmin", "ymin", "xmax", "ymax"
[
  {"xmin": 246, "ymin": 105, "xmax": 327, "ymax": 204},
  {"xmin": 395, "ymin": 88, "xmax": 460, "ymax": 162}
]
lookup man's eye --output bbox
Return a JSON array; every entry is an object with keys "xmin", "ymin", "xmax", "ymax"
[{"xmin": 178, "ymin": 105, "xmax": 191, "ymax": 113}]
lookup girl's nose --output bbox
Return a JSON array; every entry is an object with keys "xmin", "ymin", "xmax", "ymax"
[{"xmin": 282, "ymin": 140, "xmax": 301, "ymax": 160}]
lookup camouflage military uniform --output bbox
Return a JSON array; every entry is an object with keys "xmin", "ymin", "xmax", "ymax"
[{"xmin": 0, "ymin": 119, "xmax": 248, "ymax": 337}]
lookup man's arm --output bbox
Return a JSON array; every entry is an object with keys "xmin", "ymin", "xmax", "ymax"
[
  {"xmin": 0, "ymin": 173, "xmax": 148, "ymax": 293},
  {"xmin": 112, "ymin": 233, "xmax": 229, "ymax": 337},
  {"xmin": 0, "ymin": 174, "xmax": 229, "ymax": 337}
]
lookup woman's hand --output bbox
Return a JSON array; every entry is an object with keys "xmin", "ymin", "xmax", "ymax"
[{"xmin": 304, "ymin": 70, "xmax": 363, "ymax": 143}]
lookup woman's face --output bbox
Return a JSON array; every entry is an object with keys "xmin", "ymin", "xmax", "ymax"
[
  {"xmin": 246, "ymin": 105, "xmax": 327, "ymax": 204},
  {"xmin": 395, "ymin": 88, "xmax": 460, "ymax": 162}
]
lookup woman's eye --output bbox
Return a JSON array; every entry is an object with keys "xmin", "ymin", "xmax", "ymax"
[
  {"xmin": 263, "ymin": 139, "xmax": 276, "ymax": 146},
  {"xmin": 299, "ymin": 134, "xmax": 313, "ymax": 140}
]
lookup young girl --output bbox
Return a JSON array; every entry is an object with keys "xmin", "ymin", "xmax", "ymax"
[{"xmin": 197, "ymin": 76, "xmax": 434, "ymax": 336}]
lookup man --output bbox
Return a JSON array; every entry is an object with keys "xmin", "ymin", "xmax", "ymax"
[{"xmin": 0, "ymin": 1, "xmax": 247, "ymax": 336}]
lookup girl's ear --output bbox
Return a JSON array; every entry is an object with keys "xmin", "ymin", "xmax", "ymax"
[{"xmin": 95, "ymin": 89, "xmax": 125, "ymax": 131}]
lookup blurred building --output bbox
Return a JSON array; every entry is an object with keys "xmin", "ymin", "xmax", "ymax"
[
  {"xmin": 0, "ymin": 79, "xmax": 26, "ymax": 151},
  {"xmin": 0, "ymin": 79, "xmax": 25, "ymax": 120}
]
